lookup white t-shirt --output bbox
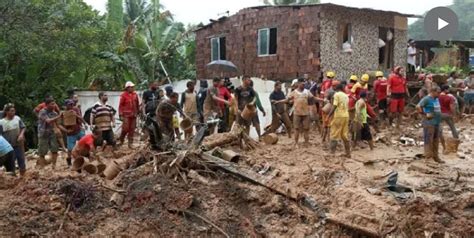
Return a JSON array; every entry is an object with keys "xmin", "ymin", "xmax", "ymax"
[{"xmin": 407, "ymin": 46, "xmax": 416, "ymax": 66}]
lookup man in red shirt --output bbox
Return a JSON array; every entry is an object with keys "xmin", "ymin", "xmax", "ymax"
[
  {"xmin": 119, "ymin": 81, "xmax": 140, "ymax": 148},
  {"xmin": 72, "ymin": 127, "xmax": 102, "ymax": 162},
  {"xmin": 438, "ymin": 85, "xmax": 459, "ymax": 152},
  {"xmin": 387, "ymin": 66, "xmax": 410, "ymax": 129},
  {"xmin": 373, "ymin": 71, "xmax": 388, "ymax": 123},
  {"xmin": 218, "ymin": 79, "xmax": 232, "ymax": 132}
]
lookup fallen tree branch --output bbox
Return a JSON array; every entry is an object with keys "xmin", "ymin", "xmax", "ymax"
[
  {"xmin": 57, "ymin": 203, "xmax": 71, "ymax": 234},
  {"xmin": 326, "ymin": 213, "xmax": 380, "ymax": 237},
  {"xmin": 99, "ymin": 182, "xmax": 126, "ymax": 194},
  {"xmin": 181, "ymin": 210, "xmax": 230, "ymax": 238}
]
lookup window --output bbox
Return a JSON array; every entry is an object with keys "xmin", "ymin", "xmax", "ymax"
[
  {"xmin": 378, "ymin": 27, "xmax": 395, "ymax": 69},
  {"xmin": 338, "ymin": 23, "xmax": 352, "ymax": 52},
  {"xmin": 211, "ymin": 37, "xmax": 226, "ymax": 61},
  {"xmin": 258, "ymin": 28, "xmax": 277, "ymax": 56}
]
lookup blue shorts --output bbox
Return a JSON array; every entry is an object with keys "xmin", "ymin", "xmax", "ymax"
[
  {"xmin": 67, "ymin": 130, "xmax": 85, "ymax": 151},
  {"xmin": 464, "ymin": 93, "xmax": 474, "ymax": 105}
]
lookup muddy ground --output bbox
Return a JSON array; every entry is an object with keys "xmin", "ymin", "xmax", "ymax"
[{"xmin": 0, "ymin": 117, "xmax": 473, "ymax": 237}]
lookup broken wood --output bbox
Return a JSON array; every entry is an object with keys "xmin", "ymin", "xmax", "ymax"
[
  {"xmin": 326, "ymin": 213, "xmax": 380, "ymax": 237},
  {"xmin": 201, "ymin": 152, "xmax": 298, "ymax": 200},
  {"xmin": 184, "ymin": 210, "xmax": 230, "ymax": 238}
]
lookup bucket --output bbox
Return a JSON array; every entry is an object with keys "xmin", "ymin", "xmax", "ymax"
[
  {"xmin": 322, "ymin": 103, "xmax": 333, "ymax": 114},
  {"xmin": 241, "ymin": 104, "xmax": 257, "ymax": 121},
  {"xmin": 180, "ymin": 117, "xmax": 193, "ymax": 133},
  {"xmin": 222, "ymin": 150, "xmax": 241, "ymax": 163},
  {"xmin": 72, "ymin": 157, "xmax": 85, "ymax": 171},
  {"xmin": 83, "ymin": 162, "xmax": 98, "ymax": 174},
  {"xmin": 263, "ymin": 133, "xmax": 279, "ymax": 145},
  {"xmin": 445, "ymin": 138, "xmax": 461, "ymax": 154},
  {"xmin": 104, "ymin": 161, "xmax": 122, "ymax": 180},
  {"xmin": 93, "ymin": 161, "xmax": 107, "ymax": 174}
]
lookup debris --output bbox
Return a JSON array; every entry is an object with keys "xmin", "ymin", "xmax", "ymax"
[
  {"xmin": 263, "ymin": 133, "xmax": 279, "ymax": 145},
  {"xmin": 110, "ymin": 192, "xmax": 124, "ymax": 206}
]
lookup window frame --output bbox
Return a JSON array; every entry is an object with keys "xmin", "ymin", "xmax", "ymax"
[
  {"xmin": 258, "ymin": 27, "xmax": 277, "ymax": 57},
  {"xmin": 210, "ymin": 36, "xmax": 226, "ymax": 61}
]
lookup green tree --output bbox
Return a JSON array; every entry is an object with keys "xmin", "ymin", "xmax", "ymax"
[
  {"xmin": 262, "ymin": 0, "xmax": 320, "ymax": 5},
  {"xmin": 106, "ymin": 0, "xmax": 124, "ymax": 38},
  {"xmin": 0, "ymin": 0, "xmax": 113, "ymax": 147},
  {"xmin": 99, "ymin": 0, "xmax": 196, "ymax": 87},
  {"xmin": 409, "ymin": 0, "xmax": 474, "ymax": 40}
]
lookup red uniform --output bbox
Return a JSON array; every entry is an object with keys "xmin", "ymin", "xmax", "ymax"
[
  {"xmin": 320, "ymin": 79, "xmax": 333, "ymax": 97},
  {"xmin": 374, "ymin": 79, "xmax": 388, "ymax": 102},
  {"xmin": 119, "ymin": 91, "xmax": 140, "ymax": 140},
  {"xmin": 388, "ymin": 74, "xmax": 407, "ymax": 113}
]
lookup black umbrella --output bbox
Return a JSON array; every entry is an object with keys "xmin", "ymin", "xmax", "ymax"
[{"xmin": 206, "ymin": 60, "xmax": 239, "ymax": 73}]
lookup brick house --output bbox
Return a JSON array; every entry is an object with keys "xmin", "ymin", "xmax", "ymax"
[{"xmin": 195, "ymin": 3, "xmax": 418, "ymax": 81}]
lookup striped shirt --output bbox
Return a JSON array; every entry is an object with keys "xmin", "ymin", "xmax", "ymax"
[{"xmin": 91, "ymin": 102, "xmax": 116, "ymax": 131}]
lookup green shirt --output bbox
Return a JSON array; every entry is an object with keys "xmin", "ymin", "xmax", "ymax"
[{"xmin": 355, "ymin": 99, "xmax": 368, "ymax": 124}]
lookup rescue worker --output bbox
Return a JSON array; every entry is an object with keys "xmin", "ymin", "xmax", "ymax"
[
  {"xmin": 328, "ymin": 84, "xmax": 351, "ymax": 158},
  {"xmin": 373, "ymin": 71, "xmax": 389, "ymax": 123},
  {"xmin": 387, "ymin": 66, "xmax": 410, "ymax": 129},
  {"xmin": 345, "ymin": 75, "xmax": 358, "ymax": 94},
  {"xmin": 118, "ymin": 81, "xmax": 140, "ymax": 148},
  {"xmin": 320, "ymin": 71, "xmax": 336, "ymax": 98}
]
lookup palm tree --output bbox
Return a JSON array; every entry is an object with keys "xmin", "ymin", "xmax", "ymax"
[
  {"xmin": 263, "ymin": 0, "xmax": 320, "ymax": 5},
  {"xmin": 99, "ymin": 0, "xmax": 195, "ymax": 88}
]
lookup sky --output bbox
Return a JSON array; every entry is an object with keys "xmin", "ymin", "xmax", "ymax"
[{"xmin": 83, "ymin": 0, "xmax": 453, "ymax": 25}]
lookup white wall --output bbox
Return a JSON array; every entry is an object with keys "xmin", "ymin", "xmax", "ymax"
[{"xmin": 77, "ymin": 78, "xmax": 279, "ymax": 138}]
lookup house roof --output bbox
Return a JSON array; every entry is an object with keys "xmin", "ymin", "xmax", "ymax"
[{"xmin": 196, "ymin": 3, "xmax": 421, "ymax": 31}]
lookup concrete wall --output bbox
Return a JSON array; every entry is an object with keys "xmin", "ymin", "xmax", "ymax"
[{"xmin": 319, "ymin": 5, "xmax": 408, "ymax": 81}]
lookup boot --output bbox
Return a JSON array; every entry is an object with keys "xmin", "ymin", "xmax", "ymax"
[
  {"xmin": 343, "ymin": 141, "xmax": 351, "ymax": 158},
  {"xmin": 128, "ymin": 139, "xmax": 135, "ymax": 149},
  {"xmin": 433, "ymin": 156, "xmax": 445, "ymax": 164},
  {"xmin": 368, "ymin": 140, "xmax": 375, "ymax": 150},
  {"xmin": 50, "ymin": 155, "xmax": 58, "ymax": 169},
  {"xmin": 66, "ymin": 157, "xmax": 72, "ymax": 167},
  {"xmin": 19, "ymin": 169, "xmax": 26, "ymax": 177},
  {"xmin": 329, "ymin": 140, "xmax": 338, "ymax": 154},
  {"xmin": 36, "ymin": 156, "xmax": 47, "ymax": 168}
]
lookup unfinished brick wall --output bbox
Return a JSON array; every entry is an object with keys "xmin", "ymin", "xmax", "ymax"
[
  {"xmin": 196, "ymin": 6, "xmax": 323, "ymax": 81},
  {"xmin": 196, "ymin": 5, "xmax": 408, "ymax": 82},
  {"xmin": 319, "ymin": 5, "xmax": 408, "ymax": 81}
]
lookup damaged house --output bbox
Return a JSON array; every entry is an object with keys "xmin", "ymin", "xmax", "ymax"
[{"xmin": 195, "ymin": 4, "xmax": 419, "ymax": 81}]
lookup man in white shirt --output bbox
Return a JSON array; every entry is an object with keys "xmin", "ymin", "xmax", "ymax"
[{"xmin": 407, "ymin": 39, "xmax": 417, "ymax": 74}]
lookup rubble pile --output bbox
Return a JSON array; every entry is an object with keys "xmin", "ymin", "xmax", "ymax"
[{"xmin": 0, "ymin": 120, "xmax": 473, "ymax": 237}]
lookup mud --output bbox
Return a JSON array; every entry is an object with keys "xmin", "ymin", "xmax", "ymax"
[{"xmin": 0, "ymin": 119, "xmax": 472, "ymax": 237}]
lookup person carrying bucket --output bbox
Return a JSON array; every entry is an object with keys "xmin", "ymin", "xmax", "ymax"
[
  {"xmin": 71, "ymin": 127, "xmax": 102, "ymax": 171},
  {"xmin": 235, "ymin": 76, "xmax": 257, "ymax": 135}
]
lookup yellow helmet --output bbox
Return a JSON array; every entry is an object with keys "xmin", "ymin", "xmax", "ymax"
[
  {"xmin": 375, "ymin": 71, "xmax": 384, "ymax": 77},
  {"xmin": 326, "ymin": 71, "xmax": 335, "ymax": 78},
  {"xmin": 349, "ymin": 75, "xmax": 358, "ymax": 82},
  {"xmin": 361, "ymin": 74, "xmax": 370, "ymax": 82}
]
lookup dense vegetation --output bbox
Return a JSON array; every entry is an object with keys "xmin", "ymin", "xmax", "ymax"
[
  {"xmin": 409, "ymin": 0, "xmax": 474, "ymax": 40},
  {"xmin": 0, "ymin": 0, "xmax": 195, "ymax": 147}
]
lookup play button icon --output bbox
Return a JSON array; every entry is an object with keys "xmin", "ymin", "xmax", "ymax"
[
  {"xmin": 438, "ymin": 18, "xmax": 449, "ymax": 30},
  {"xmin": 424, "ymin": 7, "xmax": 459, "ymax": 41}
]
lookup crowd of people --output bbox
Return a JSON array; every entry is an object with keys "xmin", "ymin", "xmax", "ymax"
[{"xmin": 0, "ymin": 68, "xmax": 473, "ymax": 176}]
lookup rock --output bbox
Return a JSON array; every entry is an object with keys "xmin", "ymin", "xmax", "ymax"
[
  {"xmin": 263, "ymin": 195, "xmax": 284, "ymax": 213},
  {"xmin": 366, "ymin": 188, "xmax": 382, "ymax": 196}
]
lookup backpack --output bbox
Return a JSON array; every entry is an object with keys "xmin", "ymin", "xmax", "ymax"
[{"xmin": 83, "ymin": 106, "xmax": 93, "ymax": 125}]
